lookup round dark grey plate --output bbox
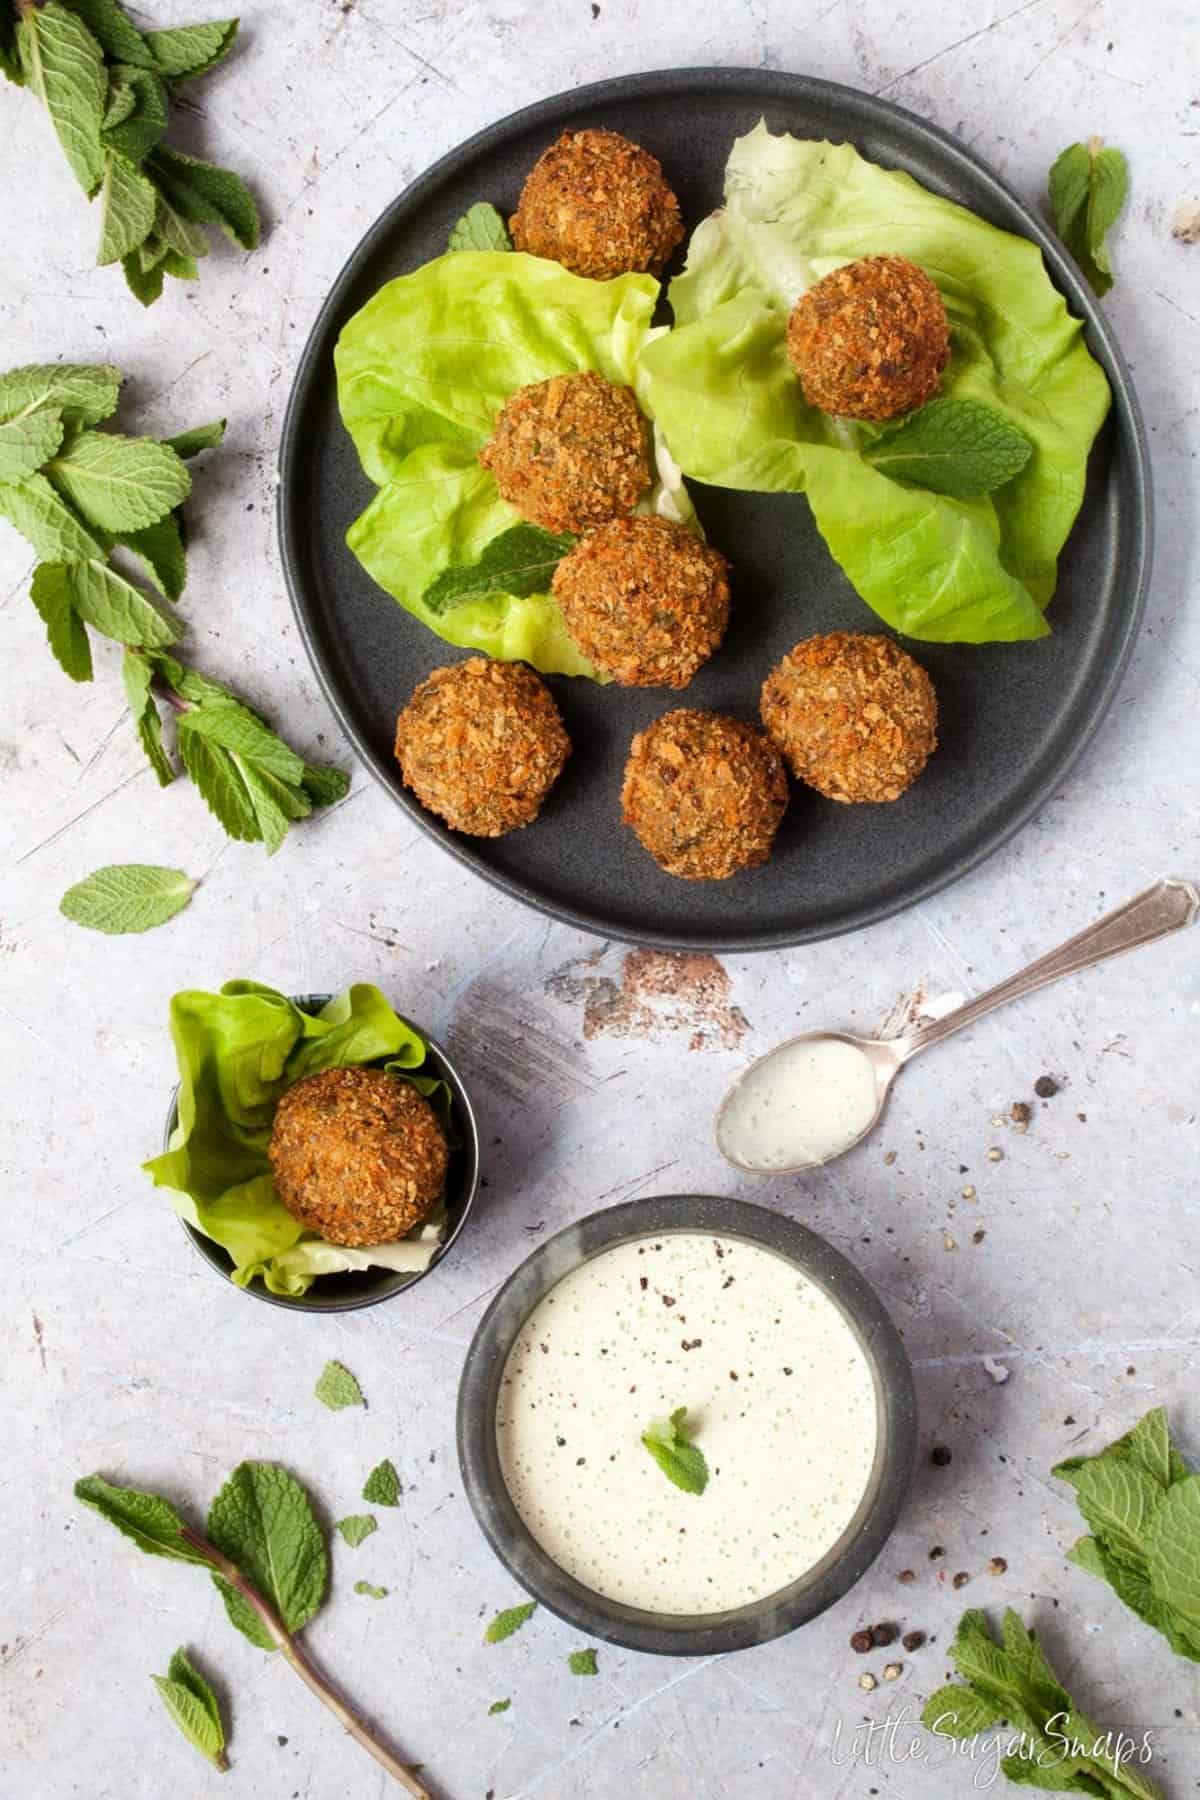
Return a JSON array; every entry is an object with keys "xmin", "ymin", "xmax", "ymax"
[
  {"xmin": 457, "ymin": 1195, "xmax": 917, "ymax": 1654},
  {"xmin": 169, "ymin": 995, "xmax": 480, "ymax": 1313},
  {"xmin": 278, "ymin": 68, "xmax": 1150, "ymax": 952}
]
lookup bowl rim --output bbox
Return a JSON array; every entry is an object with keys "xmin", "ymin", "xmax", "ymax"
[
  {"xmin": 167, "ymin": 991, "xmax": 480, "ymax": 1312},
  {"xmin": 457, "ymin": 1193, "xmax": 917, "ymax": 1654}
]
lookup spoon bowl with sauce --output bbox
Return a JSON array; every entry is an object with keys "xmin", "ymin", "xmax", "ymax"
[{"xmin": 717, "ymin": 878, "xmax": 1198, "ymax": 1176}]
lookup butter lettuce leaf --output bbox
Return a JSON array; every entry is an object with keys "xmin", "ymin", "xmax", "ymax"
[
  {"xmin": 335, "ymin": 250, "xmax": 691, "ymax": 677},
  {"xmin": 143, "ymin": 982, "xmax": 446, "ymax": 1296},
  {"xmin": 639, "ymin": 124, "xmax": 1111, "ymax": 644}
]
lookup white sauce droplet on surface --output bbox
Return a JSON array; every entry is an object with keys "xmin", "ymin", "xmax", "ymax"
[
  {"xmin": 495, "ymin": 1232, "xmax": 878, "ymax": 1615},
  {"xmin": 718, "ymin": 1035, "xmax": 880, "ymax": 1170}
]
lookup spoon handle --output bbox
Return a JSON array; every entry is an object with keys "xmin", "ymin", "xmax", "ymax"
[{"xmin": 902, "ymin": 878, "xmax": 1199, "ymax": 1059}]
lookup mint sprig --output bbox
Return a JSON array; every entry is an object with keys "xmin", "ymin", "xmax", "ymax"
[
  {"xmin": 641, "ymin": 1406, "xmax": 709, "ymax": 1496},
  {"xmin": 863, "ymin": 398, "xmax": 1033, "ymax": 500},
  {"xmin": 60, "ymin": 862, "xmax": 195, "ymax": 933},
  {"xmin": 1054, "ymin": 1405, "xmax": 1200, "ymax": 1662},
  {"xmin": 0, "ymin": 364, "xmax": 347, "ymax": 853},
  {"xmin": 151, "ymin": 1647, "xmax": 229, "ymax": 1771},
  {"xmin": 1048, "ymin": 136, "xmax": 1129, "ymax": 297},
  {"xmin": 76, "ymin": 1465, "xmax": 430, "ymax": 1795},
  {"xmin": 421, "ymin": 523, "xmax": 576, "ymax": 615},
  {"xmin": 922, "ymin": 1608, "xmax": 1162, "ymax": 1798},
  {"xmin": 6, "ymin": 0, "xmax": 258, "ymax": 303}
]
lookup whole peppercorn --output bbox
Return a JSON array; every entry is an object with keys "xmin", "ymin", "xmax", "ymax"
[
  {"xmin": 929, "ymin": 1546, "xmax": 945, "ymax": 1561},
  {"xmin": 1034, "ymin": 1074, "xmax": 1059, "ymax": 1098},
  {"xmin": 952, "ymin": 1571, "xmax": 971, "ymax": 1590},
  {"xmin": 898, "ymin": 1569, "xmax": 916, "ymax": 1585},
  {"xmin": 930, "ymin": 1446, "xmax": 952, "ymax": 1467},
  {"xmin": 850, "ymin": 1630, "xmax": 874, "ymax": 1654},
  {"xmin": 987, "ymin": 1557, "xmax": 1009, "ymax": 1577},
  {"xmin": 902, "ymin": 1630, "xmax": 926, "ymax": 1652},
  {"xmin": 871, "ymin": 1623, "xmax": 898, "ymax": 1648}
]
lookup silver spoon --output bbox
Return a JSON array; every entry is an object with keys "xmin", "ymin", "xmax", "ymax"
[{"xmin": 716, "ymin": 877, "xmax": 1199, "ymax": 1176}]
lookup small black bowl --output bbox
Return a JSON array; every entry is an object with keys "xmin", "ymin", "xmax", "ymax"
[
  {"xmin": 458, "ymin": 1194, "xmax": 916, "ymax": 1654},
  {"xmin": 168, "ymin": 993, "xmax": 479, "ymax": 1312}
]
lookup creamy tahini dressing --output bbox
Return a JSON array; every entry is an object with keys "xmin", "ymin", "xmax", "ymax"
[
  {"xmin": 719, "ymin": 1036, "xmax": 880, "ymax": 1170},
  {"xmin": 495, "ymin": 1233, "xmax": 878, "ymax": 1613}
]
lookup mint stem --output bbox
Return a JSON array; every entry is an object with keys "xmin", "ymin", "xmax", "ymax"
[{"xmin": 178, "ymin": 1528, "xmax": 430, "ymax": 1797}]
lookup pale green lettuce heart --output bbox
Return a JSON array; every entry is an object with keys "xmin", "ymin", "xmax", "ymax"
[
  {"xmin": 144, "ymin": 982, "xmax": 444, "ymax": 1297},
  {"xmin": 639, "ymin": 124, "xmax": 1112, "ymax": 644},
  {"xmin": 335, "ymin": 251, "xmax": 689, "ymax": 677}
]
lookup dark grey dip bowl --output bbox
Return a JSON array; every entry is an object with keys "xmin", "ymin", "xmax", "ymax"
[
  {"xmin": 457, "ymin": 1194, "xmax": 916, "ymax": 1655},
  {"xmin": 168, "ymin": 994, "xmax": 479, "ymax": 1313}
]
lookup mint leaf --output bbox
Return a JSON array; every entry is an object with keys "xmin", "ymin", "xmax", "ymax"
[
  {"xmin": 74, "ymin": 1474, "xmax": 210, "ymax": 1564},
  {"xmin": 1067, "ymin": 1537, "xmax": 1164, "ymax": 1635},
  {"xmin": 0, "ymin": 407, "xmax": 65, "ymax": 484},
  {"xmin": 488, "ymin": 1698, "xmax": 511, "ymax": 1715},
  {"xmin": 0, "ymin": 472, "xmax": 106, "ymax": 560},
  {"xmin": 567, "ymin": 1648, "xmax": 598, "ymax": 1676},
  {"xmin": 354, "ymin": 1581, "xmax": 388, "ymax": 1600},
  {"xmin": 144, "ymin": 19, "xmax": 238, "ymax": 82},
  {"xmin": 177, "ymin": 725, "xmax": 260, "ymax": 840},
  {"xmin": 485, "ymin": 1602, "xmax": 536, "ymax": 1644},
  {"xmin": 864, "ymin": 398, "xmax": 1033, "ymax": 499},
  {"xmin": 121, "ymin": 248, "xmax": 166, "ymax": 306},
  {"xmin": 207, "ymin": 1463, "xmax": 327, "ymax": 1638},
  {"xmin": 31, "ymin": 560, "xmax": 94, "ymax": 681},
  {"xmin": 1066, "ymin": 1459, "xmax": 1163, "ymax": 1566},
  {"xmin": 151, "ymin": 1647, "xmax": 228, "ymax": 1770},
  {"xmin": 164, "ymin": 419, "xmax": 226, "ymax": 460},
  {"xmin": 118, "ymin": 513, "xmax": 186, "ymax": 600},
  {"xmin": 362, "ymin": 1460, "xmax": 401, "ymax": 1507},
  {"xmin": 1049, "ymin": 138, "xmax": 1128, "ymax": 296},
  {"xmin": 448, "ymin": 202, "xmax": 512, "ymax": 253},
  {"xmin": 60, "ymin": 863, "xmax": 195, "ymax": 934},
  {"xmin": 148, "ymin": 145, "xmax": 260, "ymax": 250},
  {"xmin": 0, "ymin": 362, "xmax": 120, "ymax": 426},
  {"xmin": 922, "ymin": 1684, "xmax": 1006, "ymax": 1738},
  {"xmin": 423, "ymin": 524, "xmax": 576, "ymax": 615},
  {"xmin": 301, "ymin": 762, "xmax": 351, "ymax": 807},
  {"xmin": 641, "ymin": 1406, "xmax": 709, "ymax": 1496},
  {"xmin": 1125, "ymin": 1408, "xmax": 1174, "ymax": 1490},
  {"xmin": 97, "ymin": 150, "xmax": 159, "ymax": 263},
  {"xmin": 1147, "ymin": 1476, "xmax": 1200, "ymax": 1643},
  {"xmin": 18, "ymin": 2, "xmax": 107, "ymax": 195},
  {"xmin": 178, "ymin": 699, "xmax": 305, "ymax": 783},
  {"xmin": 315, "ymin": 1361, "xmax": 364, "ymax": 1411},
  {"xmin": 47, "ymin": 429, "xmax": 190, "ymax": 530},
  {"xmin": 61, "ymin": 557, "xmax": 179, "ymax": 647},
  {"xmin": 121, "ymin": 648, "xmax": 175, "ymax": 783},
  {"xmin": 335, "ymin": 1514, "xmax": 378, "ymax": 1549},
  {"xmin": 99, "ymin": 66, "xmax": 168, "ymax": 165},
  {"xmin": 59, "ymin": 0, "xmax": 154, "ymax": 69}
]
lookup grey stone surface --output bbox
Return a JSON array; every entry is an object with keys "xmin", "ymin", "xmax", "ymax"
[{"xmin": 1, "ymin": 2, "xmax": 1198, "ymax": 1796}]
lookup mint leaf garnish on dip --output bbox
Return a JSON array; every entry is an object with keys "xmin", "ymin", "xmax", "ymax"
[{"xmin": 641, "ymin": 1407, "xmax": 709, "ymax": 1495}]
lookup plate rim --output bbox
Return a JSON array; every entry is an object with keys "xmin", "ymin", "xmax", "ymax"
[{"xmin": 278, "ymin": 64, "xmax": 1153, "ymax": 953}]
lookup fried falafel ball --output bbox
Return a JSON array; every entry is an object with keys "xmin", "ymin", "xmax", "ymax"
[
  {"xmin": 269, "ymin": 1066, "xmax": 448, "ymax": 1247},
  {"xmin": 394, "ymin": 656, "xmax": 570, "ymax": 838},
  {"xmin": 621, "ymin": 709, "xmax": 788, "ymax": 880},
  {"xmin": 760, "ymin": 631, "xmax": 937, "ymax": 804},
  {"xmin": 551, "ymin": 516, "xmax": 730, "ymax": 688},
  {"xmin": 479, "ymin": 371, "xmax": 653, "ymax": 535},
  {"xmin": 786, "ymin": 255, "xmax": 951, "ymax": 421},
  {"xmin": 510, "ymin": 128, "xmax": 684, "ymax": 279}
]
